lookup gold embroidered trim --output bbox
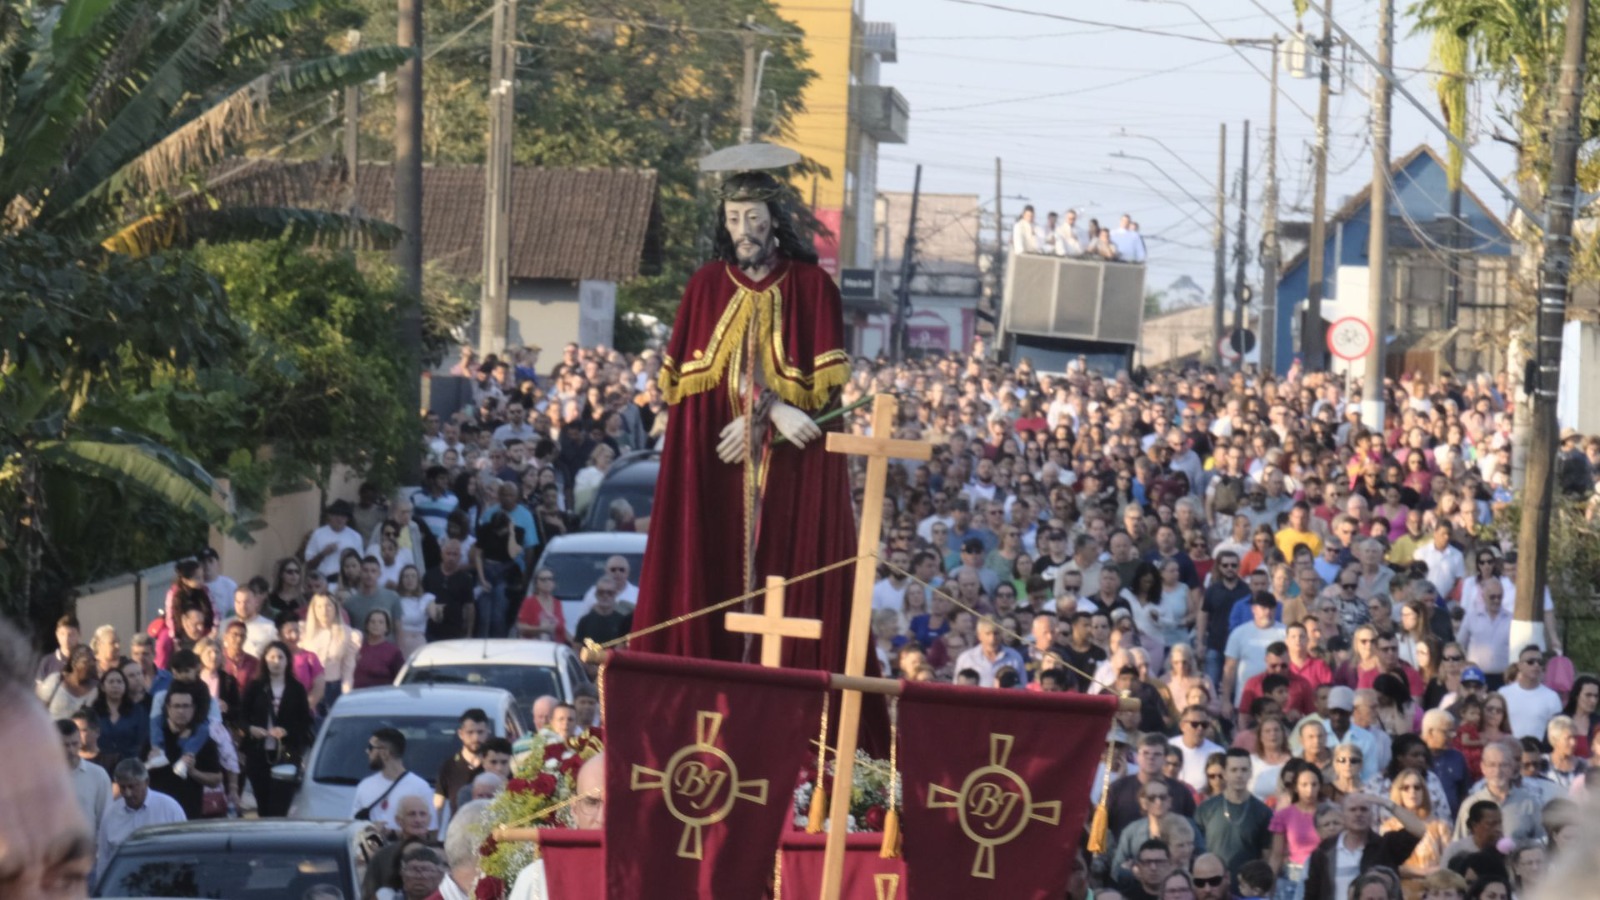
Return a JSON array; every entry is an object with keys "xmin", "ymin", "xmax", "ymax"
[{"xmin": 658, "ymin": 268, "xmax": 849, "ymax": 410}]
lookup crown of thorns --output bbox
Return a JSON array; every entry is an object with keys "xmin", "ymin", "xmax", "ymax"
[{"xmin": 715, "ymin": 174, "xmax": 788, "ymax": 203}]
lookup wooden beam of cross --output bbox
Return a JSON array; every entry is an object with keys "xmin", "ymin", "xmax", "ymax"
[
  {"xmin": 820, "ymin": 393, "xmax": 931, "ymax": 898},
  {"xmin": 725, "ymin": 576, "xmax": 823, "ymax": 668}
]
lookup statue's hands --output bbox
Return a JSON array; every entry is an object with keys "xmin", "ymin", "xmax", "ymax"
[
  {"xmin": 718, "ymin": 415, "xmax": 750, "ymax": 463},
  {"xmin": 770, "ymin": 401, "xmax": 821, "ymax": 449}
]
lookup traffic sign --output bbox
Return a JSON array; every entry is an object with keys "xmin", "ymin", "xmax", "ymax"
[
  {"xmin": 1218, "ymin": 328, "xmax": 1257, "ymax": 362},
  {"xmin": 1326, "ymin": 316, "xmax": 1373, "ymax": 361}
]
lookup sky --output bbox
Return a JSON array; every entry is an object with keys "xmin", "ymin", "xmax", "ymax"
[{"xmin": 861, "ymin": 0, "xmax": 1521, "ymax": 296}]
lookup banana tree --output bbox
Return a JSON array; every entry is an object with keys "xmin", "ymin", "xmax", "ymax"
[{"xmin": 0, "ymin": 0, "xmax": 410, "ymax": 251}]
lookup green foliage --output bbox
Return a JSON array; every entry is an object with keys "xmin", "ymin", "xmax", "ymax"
[
  {"xmin": 1492, "ymin": 498, "xmax": 1600, "ymax": 653},
  {"xmin": 280, "ymin": 0, "xmax": 821, "ymax": 333}
]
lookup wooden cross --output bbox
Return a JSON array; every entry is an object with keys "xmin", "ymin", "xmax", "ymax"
[
  {"xmin": 820, "ymin": 394, "xmax": 931, "ymax": 897},
  {"xmin": 725, "ymin": 576, "xmax": 822, "ymax": 668}
]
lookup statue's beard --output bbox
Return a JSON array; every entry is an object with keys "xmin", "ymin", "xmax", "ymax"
[{"xmin": 736, "ymin": 234, "xmax": 776, "ymax": 271}]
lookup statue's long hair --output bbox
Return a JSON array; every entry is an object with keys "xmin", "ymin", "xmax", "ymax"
[{"xmin": 711, "ymin": 172, "xmax": 820, "ymax": 265}]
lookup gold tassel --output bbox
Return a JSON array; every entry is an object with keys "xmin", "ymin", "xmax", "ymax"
[
  {"xmin": 806, "ymin": 781, "xmax": 828, "ymax": 835},
  {"xmin": 806, "ymin": 694, "xmax": 830, "ymax": 835},
  {"xmin": 1086, "ymin": 737, "xmax": 1117, "ymax": 854},
  {"xmin": 879, "ymin": 806, "xmax": 901, "ymax": 859},
  {"xmin": 881, "ymin": 720, "xmax": 901, "ymax": 858}
]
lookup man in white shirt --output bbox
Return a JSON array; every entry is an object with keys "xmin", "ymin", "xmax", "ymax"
[
  {"xmin": 98, "ymin": 760, "xmax": 187, "ymax": 882},
  {"xmin": 954, "ymin": 621, "xmax": 1027, "ymax": 687},
  {"xmin": 229, "ymin": 585, "xmax": 278, "ymax": 658},
  {"xmin": 1167, "ymin": 706, "xmax": 1224, "ymax": 793},
  {"xmin": 1412, "ymin": 523, "xmax": 1466, "ymax": 600},
  {"xmin": 575, "ymin": 556, "xmax": 640, "ymax": 619},
  {"xmin": 1221, "ymin": 593, "xmax": 1288, "ymax": 711},
  {"xmin": 58, "ymin": 719, "xmax": 110, "ymax": 841},
  {"xmin": 304, "ymin": 499, "xmax": 367, "ymax": 582},
  {"xmin": 871, "ymin": 549, "xmax": 911, "ymax": 613},
  {"xmin": 1456, "ymin": 579, "xmax": 1512, "ymax": 679},
  {"xmin": 1498, "ymin": 646, "xmax": 1564, "ymax": 740},
  {"xmin": 1011, "ymin": 205, "xmax": 1040, "ymax": 255},
  {"xmin": 198, "ymin": 548, "xmax": 237, "ymax": 622},
  {"xmin": 353, "ymin": 727, "xmax": 438, "ymax": 835},
  {"xmin": 491, "ymin": 403, "xmax": 538, "ymax": 445},
  {"xmin": 1055, "ymin": 209, "xmax": 1085, "ymax": 256},
  {"xmin": 1109, "ymin": 215, "xmax": 1147, "ymax": 262}
]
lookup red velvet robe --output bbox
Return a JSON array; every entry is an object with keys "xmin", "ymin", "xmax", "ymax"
[{"xmin": 635, "ymin": 257, "xmax": 888, "ymax": 748}]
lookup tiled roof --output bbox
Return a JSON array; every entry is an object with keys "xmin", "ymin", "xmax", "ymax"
[{"xmin": 206, "ymin": 160, "xmax": 660, "ymax": 282}]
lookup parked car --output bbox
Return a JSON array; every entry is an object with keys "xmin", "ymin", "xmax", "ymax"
[
  {"xmin": 396, "ymin": 638, "xmax": 590, "ymax": 710},
  {"xmin": 580, "ymin": 449, "xmax": 659, "ymax": 531},
  {"xmin": 533, "ymin": 531, "xmax": 645, "ymax": 623},
  {"xmin": 287, "ymin": 684, "xmax": 523, "ymax": 821},
  {"xmin": 94, "ymin": 819, "xmax": 383, "ymax": 899}
]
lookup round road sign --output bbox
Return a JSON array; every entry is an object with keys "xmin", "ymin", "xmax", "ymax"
[{"xmin": 1327, "ymin": 316, "xmax": 1373, "ymax": 361}]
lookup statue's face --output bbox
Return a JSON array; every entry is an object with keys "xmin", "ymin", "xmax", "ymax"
[{"xmin": 724, "ymin": 199, "xmax": 775, "ymax": 270}]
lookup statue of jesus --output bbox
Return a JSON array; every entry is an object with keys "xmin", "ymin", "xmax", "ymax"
[{"xmin": 633, "ymin": 171, "xmax": 863, "ymax": 681}]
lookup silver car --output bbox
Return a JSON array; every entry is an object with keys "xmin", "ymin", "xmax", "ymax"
[
  {"xmin": 396, "ymin": 638, "xmax": 591, "ymax": 709},
  {"xmin": 287, "ymin": 684, "xmax": 525, "ymax": 821}
]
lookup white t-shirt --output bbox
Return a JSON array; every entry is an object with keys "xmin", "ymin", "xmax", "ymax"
[
  {"xmin": 305, "ymin": 524, "xmax": 366, "ymax": 580},
  {"xmin": 351, "ymin": 770, "xmax": 436, "ymax": 832},
  {"xmin": 1498, "ymin": 682, "xmax": 1564, "ymax": 740},
  {"xmin": 1168, "ymin": 736, "xmax": 1223, "ymax": 793},
  {"xmin": 1225, "ymin": 622, "xmax": 1287, "ymax": 703},
  {"xmin": 872, "ymin": 578, "xmax": 908, "ymax": 613}
]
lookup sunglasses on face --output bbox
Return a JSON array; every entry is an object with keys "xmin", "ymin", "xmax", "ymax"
[{"xmin": 1193, "ymin": 876, "xmax": 1226, "ymax": 889}]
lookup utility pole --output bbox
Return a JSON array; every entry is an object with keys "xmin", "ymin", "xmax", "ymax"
[
  {"xmin": 1213, "ymin": 123, "xmax": 1227, "ymax": 367},
  {"xmin": 1233, "ymin": 120, "xmax": 1250, "ymax": 370},
  {"xmin": 1361, "ymin": 0, "xmax": 1392, "ymax": 430},
  {"xmin": 1304, "ymin": 0, "xmax": 1334, "ymax": 370},
  {"xmin": 479, "ymin": 0, "xmax": 516, "ymax": 359},
  {"xmin": 394, "ymin": 0, "xmax": 424, "ymax": 481},
  {"xmin": 1514, "ymin": 0, "xmax": 1588, "ymax": 650},
  {"xmin": 343, "ymin": 30, "xmax": 362, "ymax": 215},
  {"xmin": 893, "ymin": 165, "xmax": 922, "ymax": 362},
  {"xmin": 1259, "ymin": 38, "xmax": 1281, "ymax": 375}
]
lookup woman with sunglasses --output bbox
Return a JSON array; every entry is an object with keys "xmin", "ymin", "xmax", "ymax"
[
  {"xmin": 1324, "ymin": 744, "xmax": 1366, "ymax": 806},
  {"xmin": 1378, "ymin": 766, "xmax": 1451, "ymax": 900},
  {"xmin": 266, "ymin": 557, "xmax": 309, "ymax": 619},
  {"xmin": 1420, "ymin": 642, "xmax": 1468, "ymax": 712},
  {"xmin": 1456, "ymin": 551, "xmax": 1511, "ymax": 620}
]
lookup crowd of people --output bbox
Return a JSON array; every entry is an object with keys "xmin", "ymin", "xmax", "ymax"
[
  {"xmin": 19, "ymin": 337, "xmax": 1600, "ymax": 900},
  {"xmin": 1012, "ymin": 206, "xmax": 1149, "ymax": 263}
]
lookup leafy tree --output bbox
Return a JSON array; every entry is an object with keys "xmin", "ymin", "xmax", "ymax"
[{"xmin": 278, "ymin": 0, "xmax": 821, "ymax": 349}]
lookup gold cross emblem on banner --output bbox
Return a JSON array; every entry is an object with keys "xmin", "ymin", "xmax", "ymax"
[
  {"xmin": 630, "ymin": 710, "xmax": 770, "ymax": 860},
  {"xmin": 926, "ymin": 733, "xmax": 1061, "ymax": 878}
]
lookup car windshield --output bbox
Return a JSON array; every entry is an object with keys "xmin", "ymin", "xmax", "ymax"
[
  {"xmin": 539, "ymin": 551, "xmax": 645, "ymax": 601},
  {"xmin": 97, "ymin": 847, "xmax": 348, "ymax": 899},
  {"xmin": 313, "ymin": 714, "xmax": 483, "ymax": 786},
  {"xmin": 585, "ymin": 467, "xmax": 657, "ymax": 529},
  {"xmin": 400, "ymin": 664, "xmax": 559, "ymax": 710}
]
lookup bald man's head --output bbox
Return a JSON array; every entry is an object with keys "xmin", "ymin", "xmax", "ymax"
[
  {"xmin": 575, "ymin": 753, "xmax": 605, "ymax": 829},
  {"xmin": 394, "ymin": 793, "xmax": 432, "ymax": 838},
  {"xmin": 531, "ymin": 695, "xmax": 558, "ymax": 730}
]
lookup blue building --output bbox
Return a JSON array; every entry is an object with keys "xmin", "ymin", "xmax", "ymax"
[{"xmin": 1274, "ymin": 145, "xmax": 1515, "ymax": 376}]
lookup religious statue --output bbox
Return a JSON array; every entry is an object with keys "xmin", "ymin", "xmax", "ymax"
[{"xmin": 634, "ymin": 170, "xmax": 863, "ymax": 680}]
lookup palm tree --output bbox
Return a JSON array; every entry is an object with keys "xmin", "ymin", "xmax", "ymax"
[{"xmin": 0, "ymin": 0, "xmax": 409, "ymax": 627}]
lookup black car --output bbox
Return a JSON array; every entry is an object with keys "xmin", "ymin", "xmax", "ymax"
[
  {"xmin": 580, "ymin": 448, "xmax": 659, "ymax": 531},
  {"xmin": 94, "ymin": 819, "xmax": 384, "ymax": 899}
]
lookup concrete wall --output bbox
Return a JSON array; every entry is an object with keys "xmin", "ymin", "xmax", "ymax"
[
  {"xmin": 1140, "ymin": 306, "xmax": 1216, "ymax": 368},
  {"xmin": 76, "ymin": 464, "xmax": 366, "ymax": 636},
  {"xmin": 507, "ymin": 278, "xmax": 580, "ymax": 354}
]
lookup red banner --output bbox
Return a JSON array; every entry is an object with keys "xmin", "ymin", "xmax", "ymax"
[
  {"xmin": 897, "ymin": 682, "xmax": 1116, "ymax": 900},
  {"xmin": 540, "ymin": 830, "xmax": 602, "ymax": 900},
  {"xmin": 602, "ymin": 651, "xmax": 827, "ymax": 899},
  {"xmin": 777, "ymin": 833, "xmax": 906, "ymax": 900}
]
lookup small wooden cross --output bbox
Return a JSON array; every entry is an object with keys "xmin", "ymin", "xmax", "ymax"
[
  {"xmin": 725, "ymin": 576, "xmax": 822, "ymax": 668},
  {"xmin": 821, "ymin": 394, "xmax": 931, "ymax": 897}
]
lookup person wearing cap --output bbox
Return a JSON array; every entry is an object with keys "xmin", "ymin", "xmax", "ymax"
[
  {"xmin": 948, "ymin": 537, "xmax": 1001, "ymax": 597},
  {"xmin": 1557, "ymin": 427, "xmax": 1594, "ymax": 496},
  {"xmin": 304, "ymin": 499, "xmax": 366, "ymax": 583},
  {"xmin": 1220, "ymin": 592, "xmax": 1287, "ymax": 715},
  {"xmin": 1322, "ymin": 686, "xmax": 1381, "ymax": 783}
]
